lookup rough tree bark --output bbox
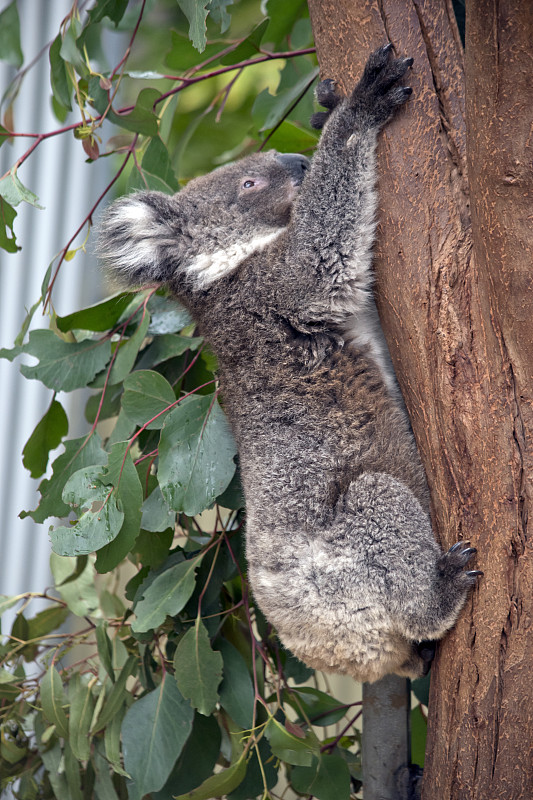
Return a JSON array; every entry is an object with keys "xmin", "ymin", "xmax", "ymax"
[{"xmin": 307, "ymin": 0, "xmax": 533, "ymax": 797}]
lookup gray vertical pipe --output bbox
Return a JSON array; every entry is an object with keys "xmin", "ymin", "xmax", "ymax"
[{"xmin": 362, "ymin": 676, "xmax": 411, "ymax": 799}]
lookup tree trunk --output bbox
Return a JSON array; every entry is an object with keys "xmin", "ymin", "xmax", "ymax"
[{"xmin": 307, "ymin": 0, "xmax": 533, "ymax": 796}]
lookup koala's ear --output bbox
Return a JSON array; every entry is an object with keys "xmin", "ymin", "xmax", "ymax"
[{"xmin": 98, "ymin": 192, "xmax": 182, "ymax": 288}]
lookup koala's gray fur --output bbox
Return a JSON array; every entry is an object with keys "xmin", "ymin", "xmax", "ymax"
[{"xmin": 99, "ymin": 46, "xmax": 480, "ymax": 683}]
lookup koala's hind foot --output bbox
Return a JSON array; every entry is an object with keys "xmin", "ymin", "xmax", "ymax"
[{"xmin": 438, "ymin": 541, "xmax": 483, "ymax": 587}]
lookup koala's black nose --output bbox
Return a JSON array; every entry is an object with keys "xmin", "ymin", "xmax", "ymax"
[{"xmin": 276, "ymin": 153, "xmax": 310, "ymax": 184}]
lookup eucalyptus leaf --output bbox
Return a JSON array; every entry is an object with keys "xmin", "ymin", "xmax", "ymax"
[
  {"xmin": 69, "ymin": 673, "xmax": 96, "ymax": 761},
  {"xmin": 122, "ymin": 673, "xmax": 194, "ymax": 799},
  {"xmin": 154, "ymin": 712, "xmax": 221, "ymax": 799},
  {"xmin": 40, "ymin": 665, "xmax": 69, "ymax": 739},
  {"xmin": 176, "ymin": 0, "xmax": 210, "ymax": 53},
  {"xmin": 0, "ymin": 196, "xmax": 18, "ymax": 253},
  {"xmin": 50, "ymin": 465, "xmax": 124, "ymax": 557},
  {"xmin": 173, "ymin": 753, "xmax": 247, "ymax": 800},
  {"xmin": 95, "ymin": 441, "xmax": 143, "ymax": 572},
  {"xmin": 0, "ymin": 1, "xmax": 23, "ymax": 68},
  {"xmin": 23, "ymin": 433, "xmax": 107, "ymax": 523},
  {"xmin": 217, "ymin": 639, "xmax": 255, "ymax": 730},
  {"xmin": 132, "ymin": 554, "xmax": 203, "ymax": 632},
  {"xmin": 121, "ymin": 369, "xmax": 176, "ymax": 430},
  {"xmin": 158, "ymin": 394, "xmax": 237, "ymax": 515},
  {"xmin": 22, "ymin": 399, "xmax": 68, "ymax": 479},
  {"xmin": 291, "ymin": 753, "xmax": 351, "ymax": 800},
  {"xmin": 174, "ymin": 617, "xmax": 223, "ymax": 715},
  {"xmin": 20, "ymin": 329, "xmax": 111, "ymax": 392},
  {"xmin": 264, "ymin": 717, "xmax": 319, "ymax": 767}
]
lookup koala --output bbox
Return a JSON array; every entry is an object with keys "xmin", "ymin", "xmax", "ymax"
[{"xmin": 99, "ymin": 45, "xmax": 481, "ymax": 683}]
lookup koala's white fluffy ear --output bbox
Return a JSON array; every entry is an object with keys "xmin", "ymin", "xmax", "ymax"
[{"xmin": 98, "ymin": 192, "xmax": 182, "ymax": 288}]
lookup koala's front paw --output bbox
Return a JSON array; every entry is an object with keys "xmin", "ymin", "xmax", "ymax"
[
  {"xmin": 438, "ymin": 541, "xmax": 483, "ymax": 587},
  {"xmin": 311, "ymin": 78, "xmax": 341, "ymax": 130},
  {"xmin": 351, "ymin": 43, "xmax": 413, "ymax": 126}
]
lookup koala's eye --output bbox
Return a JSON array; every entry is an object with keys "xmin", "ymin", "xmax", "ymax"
[{"xmin": 243, "ymin": 180, "xmax": 255, "ymax": 189}]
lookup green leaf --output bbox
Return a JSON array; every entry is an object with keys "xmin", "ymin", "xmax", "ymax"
[
  {"xmin": 164, "ymin": 30, "xmax": 228, "ymax": 71},
  {"xmin": 0, "ymin": 594, "xmax": 22, "ymax": 617},
  {"xmin": 0, "ymin": 2, "xmax": 23, "ymax": 68},
  {"xmin": 27, "ymin": 605, "xmax": 69, "ymax": 639},
  {"xmin": 87, "ymin": 0, "xmax": 129, "ymax": 25},
  {"xmin": 159, "ymin": 394, "xmax": 237, "ymax": 515},
  {"xmin": 136, "ymin": 332, "xmax": 202, "ymax": 371},
  {"xmin": 110, "ymin": 87, "xmax": 160, "ymax": 136},
  {"xmin": 176, "ymin": 0, "xmax": 210, "ymax": 53},
  {"xmin": 50, "ymin": 553, "xmax": 100, "ymax": 617},
  {"xmin": 134, "ymin": 528, "xmax": 174, "ymax": 568},
  {"xmin": 0, "ymin": 196, "xmax": 19, "ymax": 253},
  {"xmin": 122, "ymin": 369, "xmax": 176, "ymax": 430},
  {"xmin": 154, "ymin": 712, "xmax": 221, "ymax": 799},
  {"xmin": 23, "ymin": 433, "xmax": 107, "ymax": 523},
  {"xmin": 95, "ymin": 441, "xmax": 143, "ymax": 572},
  {"xmin": 132, "ymin": 554, "xmax": 203, "ymax": 632},
  {"xmin": 40, "ymin": 665, "xmax": 69, "ymax": 739},
  {"xmin": 174, "ymin": 617, "xmax": 223, "ymax": 716},
  {"xmin": 50, "ymin": 465, "xmax": 124, "ymax": 557},
  {"xmin": 286, "ymin": 686, "xmax": 347, "ymax": 727},
  {"xmin": 266, "ymin": 120, "xmax": 318, "ymax": 153},
  {"xmin": 220, "ymin": 19, "xmax": 268, "ymax": 65},
  {"xmin": 263, "ymin": 0, "xmax": 307, "ymax": 47},
  {"xmin": 92, "ymin": 655, "xmax": 137, "ymax": 732},
  {"xmin": 35, "ymin": 715, "xmax": 69, "ymax": 798},
  {"xmin": 69, "ymin": 673, "xmax": 96, "ymax": 761},
  {"xmin": 95, "ymin": 624, "xmax": 114, "ymax": 682},
  {"xmin": 208, "ymin": 0, "xmax": 234, "ymax": 33},
  {"xmin": 93, "ymin": 738, "xmax": 120, "ymax": 800},
  {"xmin": 92, "ymin": 311, "xmax": 149, "ymax": 388},
  {"xmin": 128, "ymin": 136, "xmax": 179, "ymax": 194},
  {"xmin": 411, "ymin": 705, "xmax": 427, "ymax": 767},
  {"xmin": 64, "ymin": 742, "xmax": 84, "ymax": 800},
  {"xmin": 147, "ymin": 294, "xmax": 192, "ymax": 334},
  {"xmin": 265, "ymin": 717, "xmax": 319, "ymax": 767},
  {"xmin": 0, "ymin": 170, "xmax": 42, "ymax": 208},
  {"xmin": 228, "ymin": 738, "xmax": 278, "ymax": 800},
  {"xmin": 60, "ymin": 19, "xmax": 88, "ymax": 77},
  {"xmin": 174, "ymin": 753, "xmax": 247, "ymax": 800},
  {"xmin": 56, "ymin": 291, "xmax": 137, "ymax": 333},
  {"xmin": 122, "ymin": 673, "xmax": 194, "ymax": 800},
  {"xmin": 411, "ymin": 672, "xmax": 430, "ymax": 707},
  {"xmin": 20, "ymin": 329, "xmax": 111, "ymax": 392},
  {"xmin": 291, "ymin": 754, "xmax": 351, "ymax": 800},
  {"xmin": 141, "ymin": 486, "xmax": 176, "ymax": 533},
  {"xmin": 22, "ymin": 399, "xmax": 68, "ymax": 478},
  {"xmin": 49, "ymin": 34, "xmax": 72, "ymax": 111},
  {"xmin": 217, "ymin": 639, "xmax": 255, "ymax": 730},
  {"xmin": 252, "ymin": 67, "xmax": 319, "ymax": 132},
  {"xmin": 105, "ymin": 706, "xmax": 128, "ymax": 777}
]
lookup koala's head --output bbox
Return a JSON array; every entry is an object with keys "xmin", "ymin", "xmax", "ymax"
[{"xmin": 99, "ymin": 150, "xmax": 309, "ymax": 294}]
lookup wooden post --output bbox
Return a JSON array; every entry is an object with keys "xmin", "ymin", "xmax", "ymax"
[{"xmin": 362, "ymin": 676, "xmax": 411, "ymax": 800}]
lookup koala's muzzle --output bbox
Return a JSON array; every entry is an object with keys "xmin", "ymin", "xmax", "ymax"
[{"xmin": 275, "ymin": 153, "xmax": 310, "ymax": 185}]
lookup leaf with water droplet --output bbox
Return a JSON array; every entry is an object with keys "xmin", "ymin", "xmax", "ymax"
[
  {"xmin": 50, "ymin": 466, "xmax": 124, "ymax": 556},
  {"xmin": 159, "ymin": 394, "xmax": 237, "ymax": 516}
]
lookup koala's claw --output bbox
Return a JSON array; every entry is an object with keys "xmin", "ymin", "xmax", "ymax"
[
  {"xmin": 311, "ymin": 78, "xmax": 341, "ymax": 130},
  {"xmin": 438, "ymin": 541, "xmax": 482, "ymax": 587},
  {"xmin": 351, "ymin": 44, "xmax": 414, "ymax": 125}
]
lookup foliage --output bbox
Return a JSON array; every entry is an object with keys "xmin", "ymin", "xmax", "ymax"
[
  {"xmin": 0, "ymin": 1, "xmax": 363, "ymax": 798},
  {"xmin": 0, "ymin": 1, "xmax": 428, "ymax": 797}
]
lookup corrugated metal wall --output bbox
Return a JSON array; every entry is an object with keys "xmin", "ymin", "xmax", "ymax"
[{"xmin": 0, "ymin": 0, "xmax": 111, "ymax": 603}]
